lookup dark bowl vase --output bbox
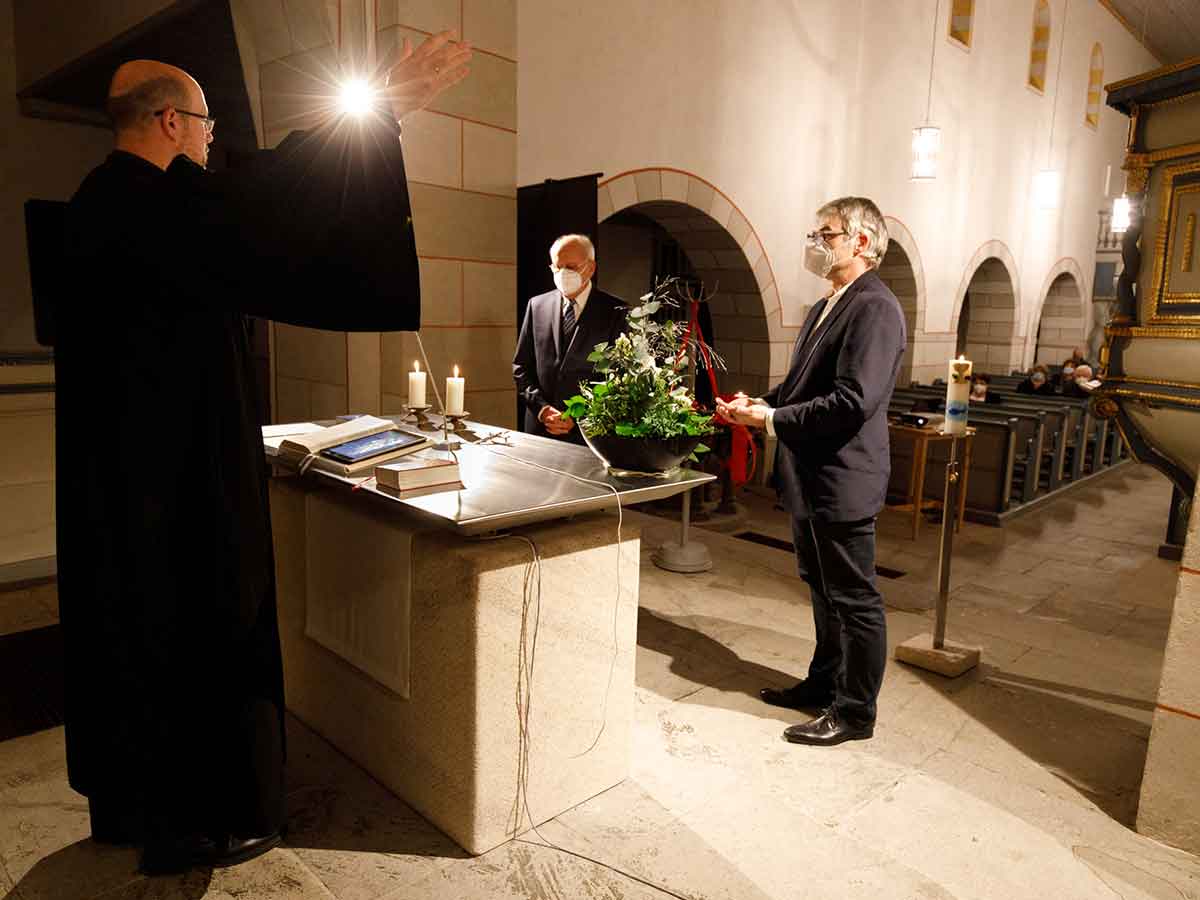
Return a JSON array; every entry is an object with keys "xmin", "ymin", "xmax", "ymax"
[{"xmin": 582, "ymin": 432, "xmax": 706, "ymax": 476}]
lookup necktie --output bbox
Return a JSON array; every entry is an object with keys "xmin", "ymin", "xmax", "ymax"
[{"xmin": 562, "ymin": 298, "xmax": 577, "ymax": 336}]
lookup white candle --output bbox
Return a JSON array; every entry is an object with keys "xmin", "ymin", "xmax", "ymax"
[
  {"xmin": 944, "ymin": 354, "xmax": 972, "ymax": 435},
  {"xmin": 408, "ymin": 360, "xmax": 426, "ymax": 408},
  {"xmin": 446, "ymin": 365, "xmax": 465, "ymax": 416}
]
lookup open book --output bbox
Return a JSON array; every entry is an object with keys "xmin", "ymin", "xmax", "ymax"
[{"xmin": 276, "ymin": 416, "xmax": 430, "ymax": 476}]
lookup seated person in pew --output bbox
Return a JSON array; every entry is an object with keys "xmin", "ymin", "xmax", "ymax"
[
  {"xmin": 1016, "ymin": 365, "xmax": 1055, "ymax": 395},
  {"xmin": 969, "ymin": 373, "xmax": 1004, "ymax": 404},
  {"xmin": 1061, "ymin": 363, "xmax": 1100, "ymax": 398},
  {"xmin": 1054, "ymin": 358, "xmax": 1077, "ymax": 392}
]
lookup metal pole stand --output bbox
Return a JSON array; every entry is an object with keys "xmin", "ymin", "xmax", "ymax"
[
  {"xmin": 894, "ymin": 434, "xmax": 982, "ymax": 677},
  {"xmin": 431, "ymin": 412, "xmax": 467, "ymax": 452},
  {"xmin": 652, "ymin": 485, "xmax": 713, "ymax": 573}
]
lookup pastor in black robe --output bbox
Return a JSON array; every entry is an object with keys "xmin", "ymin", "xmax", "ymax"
[{"xmin": 56, "ymin": 108, "xmax": 419, "ymax": 842}]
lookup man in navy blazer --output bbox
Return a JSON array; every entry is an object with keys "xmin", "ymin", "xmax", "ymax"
[
  {"xmin": 513, "ymin": 234, "xmax": 629, "ymax": 442},
  {"xmin": 719, "ymin": 197, "xmax": 906, "ymax": 747}
]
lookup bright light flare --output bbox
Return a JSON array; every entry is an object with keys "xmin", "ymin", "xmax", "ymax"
[
  {"xmin": 339, "ymin": 79, "xmax": 374, "ymax": 116},
  {"xmin": 1033, "ymin": 169, "xmax": 1061, "ymax": 210},
  {"xmin": 1110, "ymin": 195, "xmax": 1132, "ymax": 234}
]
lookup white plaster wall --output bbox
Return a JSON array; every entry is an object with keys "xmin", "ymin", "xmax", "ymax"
[{"xmin": 517, "ymin": 0, "xmax": 1157, "ymax": 371}]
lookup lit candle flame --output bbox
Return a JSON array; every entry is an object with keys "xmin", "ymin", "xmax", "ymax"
[
  {"xmin": 413, "ymin": 360, "xmax": 420, "ymax": 372},
  {"xmin": 453, "ymin": 365, "xmax": 460, "ymax": 377}
]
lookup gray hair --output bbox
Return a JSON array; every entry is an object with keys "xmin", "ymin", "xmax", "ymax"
[
  {"xmin": 816, "ymin": 196, "xmax": 889, "ymax": 269},
  {"xmin": 106, "ymin": 75, "xmax": 191, "ymax": 132},
  {"xmin": 549, "ymin": 233, "xmax": 595, "ymax": 261}
]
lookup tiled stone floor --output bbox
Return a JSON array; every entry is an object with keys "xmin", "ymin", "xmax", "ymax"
[{"xmin": 2, "ymin": 463, "xmax": 1198, "ymax": 899}]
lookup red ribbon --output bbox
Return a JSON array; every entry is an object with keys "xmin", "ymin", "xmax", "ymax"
[{"xmin": 677, "ymin": 299, "xmax": 757, "ymax": 486}]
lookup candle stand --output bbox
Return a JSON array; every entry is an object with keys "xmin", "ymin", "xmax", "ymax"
[
  {"xmin": 432, "ymin": 411, "xmax": 469, "ymax": 451},
  {"xmin": 893, "ymin": 431, "xmax": 982, "ymax": 678},
  {"xmin": 402, "ymin": 404, "xmax": 434, "ymax": 430}
]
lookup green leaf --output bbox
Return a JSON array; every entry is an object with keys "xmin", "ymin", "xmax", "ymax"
[
  {"xmin": 592, "ymin": 382, "xmax": 609, "ymax": 397},
  {"xmin": 587, "ymin": 349, "xmax": 607, "ymax": 363},
  {"xmin": 615, "ymin": 423, "xmax": 638, "ymax": 437},
  {"xmin": 693, "ymin": 443, "xmax": 711, "ymax": 455}
]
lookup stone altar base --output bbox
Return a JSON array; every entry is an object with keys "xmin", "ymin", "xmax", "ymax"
[{"xmin": 270, "ymin": 479, "xmax": 640, "ymax": 855}]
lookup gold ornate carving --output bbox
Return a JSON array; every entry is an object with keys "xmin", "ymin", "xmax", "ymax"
[
  {"xmin": 1145, "ymin": 88, "xmax": 1200, "ymax": 109},
  {"xmin": 1103, "ymin": 375, "xmax": 1200, "ymax": 390},
  {"xmin": 1109, "ymin": 415, "xmax": 1144, "ymax": 465},
  {"xmin": 1091, "ymin": 396, "xmax": 1120, "ymax": 420},
  {"xmin": 1104, "ymin": 386, "xmax": 1200, "ymax": 408},
  {"xmin": 1123, "ymin": 158, "xmax": 1150, "ymax": 193},
  {"xmin": 1184, "ymin": 212, "xmax": 1197, "ymax": 272},
  {"xmin": 1105, "ymin": 56, "xmax": 1200, "ymax": 93},
  {"xmin": 1106, "ymin": 325, "xmax": 1200, "ymax": 338},
  {"xmin": 1149, "ymin": 160, "xmax": 1200, "ymax": 321},
  {"xmin": 1145, "ymin": 142, "xmax": 1200, "ymax": 165}
]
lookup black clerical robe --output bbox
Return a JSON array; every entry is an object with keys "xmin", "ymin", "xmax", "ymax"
[{"xmin": 57, "ymin": 109, "xmax": 419, "ymax": 839}]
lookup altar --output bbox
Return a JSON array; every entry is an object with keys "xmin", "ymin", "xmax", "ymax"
[{"xmin": 266, "ymin": 416, "xmax": 713, "ymax": 855}]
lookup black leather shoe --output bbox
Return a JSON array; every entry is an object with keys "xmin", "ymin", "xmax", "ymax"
[
  {"xmin": 140, "ymin": 830, "xmax": 282, "ymax": 875},
  {"xmin": 211, "ymin": 831, "xmax": 283, "ymax": 869},
  {"xmin": 783, "ymin": 707, "xmax": 873, "ymax": 746},
  {"xmin": 760, "ymin": 680, "xmax": 834, "ymax": 712}
]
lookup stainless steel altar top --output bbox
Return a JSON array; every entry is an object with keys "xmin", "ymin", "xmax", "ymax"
[{"xmin": 267, "ymin": 416, "xmax": 715, "ymax": 535}]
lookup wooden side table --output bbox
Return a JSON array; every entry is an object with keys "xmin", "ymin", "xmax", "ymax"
[{"xmin": 888, "ymin": 423, "xmax": 975, "ymax": 540}]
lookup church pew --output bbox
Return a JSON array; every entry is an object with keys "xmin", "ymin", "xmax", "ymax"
[
  {"xmin": 891, "ymin": 387, "xmax": 1047, "ymax": 504},
  {"xmin": 887, "ymin": 403, "xmax": 1027, "ymax": 520}
]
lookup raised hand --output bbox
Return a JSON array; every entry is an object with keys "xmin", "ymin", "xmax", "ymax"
[{"xmin": 383, "ymin": 30, "xmax": 472, "ymax": 120}]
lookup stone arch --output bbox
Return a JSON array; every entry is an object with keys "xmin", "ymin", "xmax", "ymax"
[
  {"xmin": 879, "ymin": 216, "xmax": 926, "ymax": 384},
  {"xmin": 598, "ymin": 168, "xmax": 791, "ymax": 399},
  {"xmin": 953, "ymin": 241, "xmax": 1021, "ymax": 375},
  {"xmin": 1028, "ymin": 257, "xmax": 1089, "ymax": 368}
]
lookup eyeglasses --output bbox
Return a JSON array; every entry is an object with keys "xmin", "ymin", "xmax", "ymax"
[
  {"xmin": 807, "ymin": 229, "xmax": 848, "ymax": 246},
  {"xmin": 154, "ymin": 107, "xmax": 216, "ymax": 133}
]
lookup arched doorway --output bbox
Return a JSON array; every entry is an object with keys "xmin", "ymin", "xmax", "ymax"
[
  {"xmin": 954, "ymin": 256, "xmax": 1019, "ymax": 375},
  {"xmin": 598, "ymin": 170, "xmax": 776, "ymax": 401},
  {"xmin": 879, "ymin": 243, "xmax": 919, "ymax": 385},
  {"xmin": 1032, "ymin": 269, "xmax": 1087, "ymax": 367}
]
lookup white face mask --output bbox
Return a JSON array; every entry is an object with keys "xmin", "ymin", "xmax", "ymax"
[
  {"xmin": 803, "ymin": 240, "xmax": 835, "ymax": 279},
  {"xmin": 554, "ymin": 267, "xmax": 584, "ymax": 297},
  {"xmin": 1062, "ymin": 368, "xmax": 1075, "ymax": 381}
]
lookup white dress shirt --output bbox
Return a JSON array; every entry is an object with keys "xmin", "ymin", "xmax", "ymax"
[{"xmin": 763, "ymin": 278, "xmax": 855, "ymax": 437}]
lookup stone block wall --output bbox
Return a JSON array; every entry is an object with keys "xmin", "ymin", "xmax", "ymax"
[
  {"xmin": 963, "ymin": 259, "xmax": 1020, "ymax": 374},
  {"xmin": 246, "ymin": 0, "xmax": 517, "ymax": 427},
  {"xmin": 0, "ymin": 383, "xmax": 55, "ymax": 566},
  {"xmin": 1033, "ymin": 274, "xmax": 1085, "ymax": 367}
]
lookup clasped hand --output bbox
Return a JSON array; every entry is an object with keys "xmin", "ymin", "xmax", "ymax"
[
  {"xmin": 539, "ymin": 405, "xmax": 575, "ymax": 435},
  {"xmin": 715, "ymin": 392, "xmax": 770, "ymax": 429}
]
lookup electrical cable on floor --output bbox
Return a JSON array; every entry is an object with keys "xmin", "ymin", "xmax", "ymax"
[
  {"xmin": 471, "ymin": 441, "xmax": 624, "ymax": 757},
  {"xmin": 480, "ymin": 524, "xmax": 692, "ymax": 900}
]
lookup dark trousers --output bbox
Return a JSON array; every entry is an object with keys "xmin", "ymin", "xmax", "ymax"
[{"xmin": 790, "ymin": 516, "xmax": 887, "ymax": 725}]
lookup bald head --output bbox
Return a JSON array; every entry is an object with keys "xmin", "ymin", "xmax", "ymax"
[{"xmin": 106, "ymin": 60, "xmax": 211, "ymax": 169}]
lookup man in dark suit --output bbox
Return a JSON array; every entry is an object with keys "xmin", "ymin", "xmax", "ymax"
[
  {"xmin": 718, "ymin": 197, "xmax": 906, "ymax": 747},
  {"xmin": 513, "ymin": 234, "xmax": 629, "ymax": 441}
]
